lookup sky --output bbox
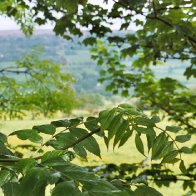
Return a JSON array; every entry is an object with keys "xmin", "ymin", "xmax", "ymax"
[
  {"xmin": 0, "ymin": 0, "xmax": 141, "ymax": 31},
  {"xmin": 0, "ymin": 0, "xmax": 114, "ymax": 31}
]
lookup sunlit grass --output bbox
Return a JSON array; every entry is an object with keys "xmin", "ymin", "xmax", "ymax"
[{"xmin": 0, "ymin": 112, "xmax": 195, "ymax": 196}]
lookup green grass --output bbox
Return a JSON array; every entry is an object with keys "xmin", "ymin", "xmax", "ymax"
[{"xmin": 0, "ymin": 114, "xmax": 195, "ymax": 196}]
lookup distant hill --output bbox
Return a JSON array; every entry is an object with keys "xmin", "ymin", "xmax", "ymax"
[{"xmin": 0, "ymin": 30, "xmax": 195, "ymax": 92}]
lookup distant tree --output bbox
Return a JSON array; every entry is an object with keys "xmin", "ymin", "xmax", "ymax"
[{"xmin": 0, "ymin": 48, "xmax": 77, "ymax": 119}]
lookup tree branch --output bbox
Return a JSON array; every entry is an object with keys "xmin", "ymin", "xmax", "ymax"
[{"xmin": 63, "ymin": 128, "xmax": 100, "ymax": 150}]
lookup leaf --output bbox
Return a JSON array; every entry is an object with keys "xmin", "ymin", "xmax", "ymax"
[
  {"xmin": 0, "ymin": 170, "xmax": 12, "ymax": 187},
  {"xmin": 150, "ymin": 116, "xmax": 161, "ymax": 124},
  {"xmin": 19, "ymin": 168, "xmax": 49, "ymax": 196},
  {"xmin": 151, "ymin": 132, "xmax": 168, "ymax": 160},
  {"xmin": 118, "ymin": 130, "xmax": 133, "ymax": 147},
  {"xmin": 56, "ymin": 0, "xmax": 79, "ymax": 13},
  {"xmin": 52, "ymin": 181, "xmax": 81, "ymax": 196},
  {"xmin": 0, "ymin": 142, "xmax": 13, "ymax": 155},
  {"xmin": 99, "ymin": 109, "xmax": 116, "ymax": 131},
  {"xmin": 161, "ymin": 150, "xmax": 179, "ymax": 163},
  {"xmin": 134, "ymin": 186, "xmax": 163, "ymax": 196},
  {"xmin": 179, "ymin": 160, "xmax": 186, "ymax": 174},
  {"xmin": 180, "ymin": 147, "xmax": 192, "ymax": 154},
  {"xmin": 41, "ymin": 150, "xmax": 65, "ymax": 163},
  {"xmin": 175, "ymin": 134, "xmax": 191, "ymax": 143},
  {"xmin": 9, "ymin": 129, "xmax": 42, "ymax": 143},
  {"xmin": 14, "ymin": 158, "xmax": 36, "ymax": 174},
  {"xmin": 69, "ymin": 128, "xmax": 101, "ymax": 158},
  {"xmin": 51, "ymin": 119, "xmax": 71, "ymax": 127},
  {"xmin": 83, "ymin": 37, "xmax": 96, "ymax": 46},
  {"xmin": 33, "ymin": 124, "xmax": 56, "ymax": 135},
  {"xmin": 73, "ymin": 144, "xmax": 87, "ymax": 159},
  {"xmin": 108, "ymin": 113, "xmax": 123, "ymax": 141},
  {"xmin": 2, "ymin": 182, "xmax": 20, "ymax": 196},
  {"xmin": 0, "ymin": 132, "xmax": 7, "ymax": 143},
  {"xmin": 166, "ymin": 126, "xmax": 181, "ymax": 133},
  {"xmin": 135, "ymin": 134, "xmax": 145, "ymax": 156},
  {"xmin": 113, "ymin": 120, "xmax": 129, "ymax": 149},
  {"xmin": 84, "ymin": 117, "xmax": 100, "ymax": 133}
]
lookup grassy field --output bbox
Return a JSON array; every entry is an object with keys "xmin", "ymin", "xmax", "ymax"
[{"xmin": 0, "ymin": 112, "xmax": 195, "ymax": 196}]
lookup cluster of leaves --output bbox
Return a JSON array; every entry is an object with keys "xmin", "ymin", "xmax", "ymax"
[
  {"xmin": 90, "ymin": 41, "xmax": 196, "ymax": 134},
  {"xmin": 0, "ymin": 49, "xmax": 77, "ymax": 119},
  {"xmin": 0, "ymin": 104, "xmax": 193, "ymax": 195}
]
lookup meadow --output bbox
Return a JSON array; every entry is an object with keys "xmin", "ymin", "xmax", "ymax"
[{"xmin": 0, "ymin": 110, "xmax": 195, "ymax": 195}]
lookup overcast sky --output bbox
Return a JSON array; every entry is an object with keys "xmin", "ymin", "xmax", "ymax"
[{"xmin": 0, "ymin": 0, "xmax": 139, "ymax": 31}]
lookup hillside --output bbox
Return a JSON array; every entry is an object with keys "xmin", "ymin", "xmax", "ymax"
[{"xmin": 0, "ymin": 29, "xmax": 195, "ymax": 93}]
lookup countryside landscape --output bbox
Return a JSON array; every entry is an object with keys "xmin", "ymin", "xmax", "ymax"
[{"xmin": 0, "ymin": 0, "xmax": 195, "ymax": 195}]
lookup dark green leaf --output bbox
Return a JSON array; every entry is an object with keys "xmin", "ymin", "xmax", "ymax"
[
  {"xmin": 134, "ymin": 186, "xmax": 163, "ymax": 196},
  {"xmin": 166, "ymin": 126, "xmax": 181, "ymax": 133},
  {"xmin": 14, "ymin": 158, "xmax": 36, "ymax": 174},
  {"xmin": 19, "ymin": 168, "xmax": 48, "ymax": 196},
  {"xmin": 33, "ymin": 124, "xmax": 56, "ymax": 135},
  {"xmin": 0, "ymin": 132, "xmax": 7, "ymax": 143},
  {"xmin": 161, "ymin": 150, "xmax": 179, "ymax": 163},
  {"xmin": 135, "ymin": 134, "xmax": 145, "ymax": 156},
  {"xmin": 51, "ymin": 120, "xmax": 71, "ymax": 128},
  {"xmin": 9, "ymin": 129, "xmax": 42, "ymax": 143},
  {"xmin": 0, "ymin": 170, "xmax": 12, "ymax": 187},
  {"xmin": 151, "ymin": 132, "xmax": 168, "ymax": 160},
  {"xmin": 69, "ymin": 128, "xmax": 101, "ymax": 158},
  {"xmin": 175, "ymin": 135, "xmax": 191, "ymax": 143},
  {"xmin": 52, "ymin": 181, "xmax": 81, "ymax": 196},
  {"xmin": 180, "ymin": 147, "xmax": 192, "ymax": 154},
  {"xmin": 108, "ymin": 113, "xmax": 123, "ymax": 140},
  {"xmin": 179, "ymin": 160, "xmax": 186, "ymax": 174}
]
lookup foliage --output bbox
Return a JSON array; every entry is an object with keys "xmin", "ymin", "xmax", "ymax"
[
  {"xmin": 0, "ymin": 49, "xmax": 77, "ymax": 119},
  {"xmin": 0, "ymin": 0, "xmax": 195, "ymax": 195},
  {"xmin": 0, "ymin": 104, "xmax": 193, "ymax": 195}
]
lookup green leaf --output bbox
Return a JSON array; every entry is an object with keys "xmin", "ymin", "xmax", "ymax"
[
  {"xmin": 83, "ymin": 37, "xmax": 97, "ymax": 46},
  {"xmin": 175, "ymin": 134, "xmax": 191, "ymax": 143},
  {"xmin": 0, "ymin": 142, "xmax": 13, "ymax": 155},
  {"xmin": 56, "ymin": 0, "xmax": 79, "ymax": 13},
  {"xmin": 69, "ymin": 128, "xmax": 101, "ymax": 158},
  {"xmin": 0, "ymin": 132, "xmax": 7, "ymax": 143},
  {"xmin": 99, "ymin": 109, "xmax": 116, "ymax": 131},
  {"xmin": 118, "ymin": 130, "xmax": 133, "ymax": 147},
  {"xmin": 52, "ymin": 181, "xmax": 81, "ymax": 196},
  {"xmin": 0, "ymin": 170, "xmax": 12, "ymax": 187},
  {"xmin": 166, "ymin": 126, "xmax": 181, "ymax": 133},
  {"xmin": 150, "ymin": 116, "xmax": 161, "ymax": 124},
  {"xmin": 19, "ymin": 168, "xmax": 49, "ymax": 196},
  {"xmin": 33, "ymin": 124, "xmax": 56, "ymax": 135},
  {"xmin": 51, "ymin": 119, "xmax": 71, "ymax": 128},
  {"xmin": 42, "ymin": 150, "xmax": 65, "ymax": 163},
  {"xmin": 113, "ymin": 120, "xmax": 129, "ymax": 149},
  {"xmin": 161, "ymin": 150, "xmax": 179, "ymax": 163},
  {"xmin": 84, "ymin": 117, "xmax": 100, "ymax": 133},
  {"xmin": 9, "ymin": 129, "xmax": 43, "ymax": 143},
  {"xmin": 14, "ymin": 158, "xmax": 36, "ymax": 174},
  {"xmin": 135, "ymin": 134, "xmax": 145, "ymax": 156},
  {"xmin": 151, "ymin": 132, "xmax": 168, "ymax": 160},
  {"xmin": 133, "ymin": 116, "xmax": 152, "ymax": 126},
  {"xmin": 73, "ymin": 144, "xmax": 87, "ymax": 159},
  {"xmin": 108, "ymin": 113, "xmax": 123, "ymax": 140},
  {"xmin": 134, "ymin": 186, "xmax": 163, "ymax": 196},
  {"xmin": 180, "ymin": 147, "xmax": 192, "ymax": 154},
  {"xmin": 1, "ymin": 182, "xmax": 20, "ymax": 196},
  {"xmin": 179, "ymin": 160, "xmax": 186, "ymax": 174}
]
